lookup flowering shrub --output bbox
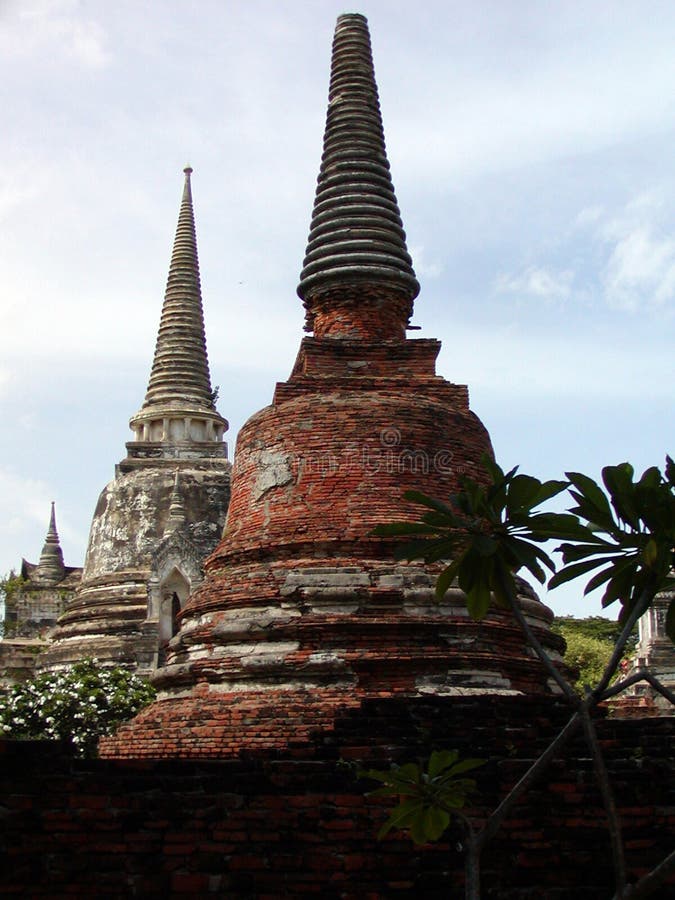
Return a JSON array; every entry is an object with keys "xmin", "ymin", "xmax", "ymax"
[{"xmin": 0, "ymin": 659, "xmax": 156, "ymax": 756}]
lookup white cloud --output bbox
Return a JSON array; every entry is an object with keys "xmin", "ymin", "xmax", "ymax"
[
  {"xmin": 572, "ymin": 195, "xmax": 675, "ymax": 313},
  {"xmin": 603, "ymin": 227, "xmax": 675, "ymax": 311},
  {"xmin": 435, "ymin": 322, "xmax": 671, "ymax": 400},
  {"xmin": 0, "ymin": 0, "xmax": 110, "ymax": 68},
  {"xmin": 0, "ymin": 368, "xmax": 11, "ymax": 400},
  {"xmin": 495, "ymin": 193, "xmax": 675, "ymax": 315},
  {"xmin": 494, "ymin": 266, "xmax": 572, "ymax": 303},
  {"xmin": 0, "ymin": 165, "xmax": 49, "ymax": 224},
  {"xmin": 575, "ymin": 206, "xmax": 604, "ymax": 228},
  {"xmin": 596, "ymin": 199, "xmax": 675, "ymax": 312},
  {"xmin": 409, "ymin": 245, "xmax": 443, "ymax": 279}
]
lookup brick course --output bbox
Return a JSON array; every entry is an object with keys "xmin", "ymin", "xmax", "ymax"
[{"xmin": 3, "ymin": 697, "xmax": 675, "ymax": 898}]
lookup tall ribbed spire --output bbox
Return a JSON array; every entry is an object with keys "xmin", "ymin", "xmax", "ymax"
[
  {"xmin": 35, "ymin": 502, "xmax": 65, "ymax": 584},
  {"xmin": 142, "ymin": 167, "xmax": 215, "ymax": 411},
  {"xmin": 297, "ymin": 13, "xmax": 419, "ymax": 339},
  {"xmin": 129, "ymin": 168, "xmax": 227, "ymax": 449}
]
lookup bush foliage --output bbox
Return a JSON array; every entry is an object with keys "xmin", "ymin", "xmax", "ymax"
[
  {"xmin": 0, "ymin": 658, "xmax": 156, "ymax": 756},
  {"xmin": 552, "ymin": 616, "xmax": 638, "ymax": 694}
]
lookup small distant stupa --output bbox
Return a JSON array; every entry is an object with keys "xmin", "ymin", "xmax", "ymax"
[
  {"xmin": 38, "ymin": 168, "xmax": 231, "ymax": 674},
  {"xmin": 0, "ymin": 504, "xmax": 82, "ymax": 687}
]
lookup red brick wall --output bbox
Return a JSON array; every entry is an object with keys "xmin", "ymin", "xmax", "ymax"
[{"xmin": 2, "ymin": 697, "xmax": 674, "ymax": 898}]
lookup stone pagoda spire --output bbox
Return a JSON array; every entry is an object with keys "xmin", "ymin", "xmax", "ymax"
[
  {"xmin": 101, "ymin": 16, "xmax": 563, "ymax": 760},
  {"xmin": 34, "ymin": 502, "xmax": 65, "ymax": 585},
  {"xmin": 298, "ymin": 13, "xmax": 419, "ymax": 340},
  {"xmin": 38, "ymin": 169, "xmax": 231, "ymax": 675},
  {"xmin": 129, "ymin": 167, "xmax": 227, "ymax": 450}
]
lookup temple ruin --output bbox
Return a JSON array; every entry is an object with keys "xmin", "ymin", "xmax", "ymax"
[{"xmin": 35, "ymin": 168, "xmax": 231, "ymax": 675}]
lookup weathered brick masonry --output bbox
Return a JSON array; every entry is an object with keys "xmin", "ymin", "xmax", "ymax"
[
  {"xmin": 100, "ymin": 14, "xmax": 567, "ymax": 760},
  {"xmin": 2, "ymin": 699, "xmax": 675, "ymax": 898}
]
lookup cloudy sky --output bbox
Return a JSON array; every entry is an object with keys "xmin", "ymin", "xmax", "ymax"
[{"xmin": 1, "ymin": 0, "xmax": 673, "ymax": 618}]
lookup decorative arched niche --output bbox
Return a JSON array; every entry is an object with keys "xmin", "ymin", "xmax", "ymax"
[{"xmin": 158, "ymin": 566, "xmax": 190, "ymax": 646}]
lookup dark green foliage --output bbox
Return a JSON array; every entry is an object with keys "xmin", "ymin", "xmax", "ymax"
[
  {"xmin": 375, "ymin": 455, "xmax": 675, "ymax": 640},
  {"xmin": 374, "ymin": 455, "xmax": 573, "ymax": 620},
  {"xmin": 367, "ymin": 455, "xmax": 673, "ymax": 897},
  {"xmin": 361, "ymin": 750, "xmax": 484, "ymax": 845},
  {"xmin": 550, "ymin": 461, "xmax": 675, "ymax": 636}
]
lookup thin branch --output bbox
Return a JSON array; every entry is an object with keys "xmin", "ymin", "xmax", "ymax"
[
  {"xmin": 601, "ymin": 671, "xmax": 675, "ymax": 705},
  {"xmin": 593, "ymin": 585, "xmax": 656, "ymax": 700},
  {"xmin": 618, "ymin": 847, "xmax": 675, "ymax": 900},
  {"xmin": 579, "ymin": 702, "xmax": 626, "ymax": 895},
  {"xmin": 476, "ymin": 710, "xmax": 582, "ymax": 851},
  {"xmin": 501, "ymin": 572, "xmax": 578, "ymax": 704},
  {"xmin": 452, "ymin": 811, "xmax": 480, "ymax": 900}
]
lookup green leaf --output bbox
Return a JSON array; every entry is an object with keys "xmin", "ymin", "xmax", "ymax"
[
  {"xmin": 445, "ymin": 757, "xmax": 486, "ymax": 777},
  {"xmin": 368, "ymin": 784, "xmax": 413, "ymax": 798},
  {"xmin": 410, "ymin": 811, "xmax": 431, "ymax": 845},
  {"xmin": 392, "ymin": 537, "xmax": 449, "ymax": 562},
  {"xmin": 435, "ymin": 560, "xmax": 461, "ymax": 600},
  {"xmin": 377, "ymin": 798, "xmax": 424, "ymax": 840},
  {"xmin": 427, "ymin": 749, "xmax": 459, "ymax": 777},
  {"xmin": 507, "ymin": 536, "xmax": 554, "ymax": 582},
  {"xmin": 465, "ymin": 578, "xmax": 493, "ymax": 620},
  {"xmin": 548, "ymin": 556, "xmax": 611, "ymax": 590},
  {"xmin": 423, "ymin": 541, "xmax": 457, "ymax": 564},
  {"xmin": 642, "ymin": 539, "xmax": 658, "ymax": 567},
  {"xmin": 422, "ymin": 806, "xmax": 451, "ymax": 842},
  {"xmin": 472, "ymin": 535, "xmax": 498, "ymax": 557},
  {"xmin": 528, "ymin": 512, "xmax": 594, "ymax": 541},
  {"xmin": 402, "ymin": 491, "xmax": 457, "ymax": 519},
  {"xmin": 481, "ymin": 454, "xmax": 509, "ymax": 486},
  {"xmin": 601, "ymin": 567, "xmax": 636, "ymax": 608},
  {"xmin": 602, "ymin": 463, "xmax": 639, "ymax": 528},
  {"xmin": 506, "ymin": 474, "xmax": 543, "ymax": 515},
  {"xmin": 532, "ymin": 479, "xmax": 570, "ymax": 507},
  {"xmin": 556, "ymin": 537, "xmax": 619, "ymax": 564},
  {"xmin": 392, "ymin": 763, "xmax": 423, "ymax": 785},
  {"xmin": 372, "ymin": 522, "xmax": 441, "ymax": 537},
  {"xmin": 637, "ymin": 466, "xmax": 662, "ymax": 490},
  {"xmin": 582, "ymin": 564, "xmax": 616, "ymax": 596},
  {"xmin": 565, "ymin": 472, "xmax": 615, "ymax": 528},
  {"xmin": 665, "ymin": 455, "xmax": 675, "ymax": 489}
]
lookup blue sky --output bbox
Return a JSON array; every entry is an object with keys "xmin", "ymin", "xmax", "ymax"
[{"xmin": 1, "ymin": 0, "xmax": 673, "ymax": 618}]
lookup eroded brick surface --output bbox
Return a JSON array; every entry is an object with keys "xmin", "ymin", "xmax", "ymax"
[
  {"xmin": 103, "ymin": 332, "xmax": 571, "ymax": 758},
  {"xmin": 4, "ymin": 699, "xmax": 675, "ymax": 898}
]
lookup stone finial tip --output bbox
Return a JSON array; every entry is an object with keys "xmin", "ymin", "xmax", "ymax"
[{"xmin": 337, "ymin": 12, "xmax": 368, "ymax": 22}]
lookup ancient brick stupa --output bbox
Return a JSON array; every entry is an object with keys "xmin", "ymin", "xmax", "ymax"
[
  {"xmin": 38, "ymin": 169, "xmax": 231, "ymax": 675},
  {"xmin": 101, "ymin": 14, "xmax": 563, "ymax": 759}
]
